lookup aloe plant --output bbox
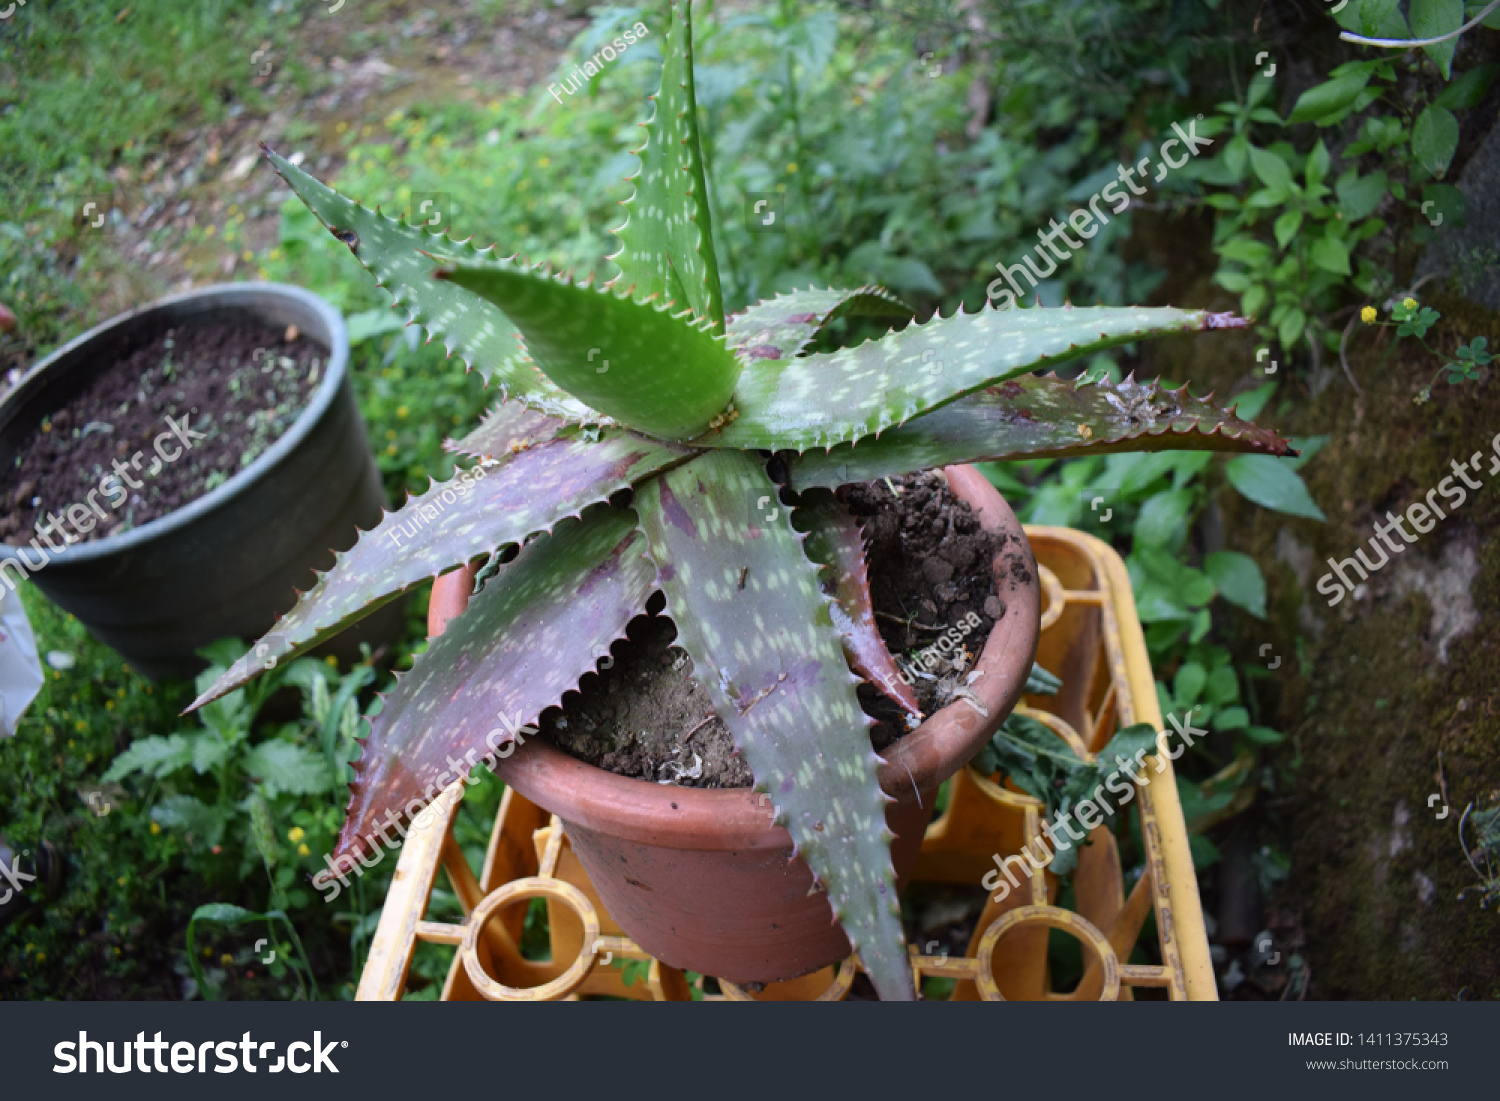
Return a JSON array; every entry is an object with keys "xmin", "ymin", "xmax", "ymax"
[{"xmin": 190, "ymin": 0, "xmax": 1294, "ymax": 1001}]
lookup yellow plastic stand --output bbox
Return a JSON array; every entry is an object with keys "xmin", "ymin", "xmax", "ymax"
[{"xmin": 357, "ymin": 527, "xmax": 1216, "ymax": 1001}]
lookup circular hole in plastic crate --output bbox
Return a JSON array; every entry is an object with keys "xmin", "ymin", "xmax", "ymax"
[
  {"xmin": 461, "ymin": 877, "xmax": 599, "ymax": 1001},
  {"xmin": 973, "ymin": 904, "xmax": 1119, "ymax": 1001},
  {"xmin": 719, "ymin": 957, "xmax": 859, "ymax": 1001}
]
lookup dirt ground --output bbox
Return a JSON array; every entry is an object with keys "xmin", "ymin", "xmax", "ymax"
[{"xmin": 1, "ymin": 0, "xmax": 591, "ymax": 392}]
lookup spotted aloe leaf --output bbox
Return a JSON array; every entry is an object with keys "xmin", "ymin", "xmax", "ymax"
[
  {"xmin": 727, "ymin": 285, "xmax": 912, "ymax": 363},
  {"xmin": 189, "ymin": 430, "xmax": 690, "ymax": 710},
  {"xmin": 444, "ymin": 400, "xmax": 567, "ymax": 459},
  {"xmin": 435, "ymin": 257, "xmax": 739, "ymax": 441},
  {"xmin": 706, "ymin": 303, "xmax": 1248, "ymax": 451},
  {"xmin": 608, "ymin": 0, "xmax": 724, "ymax": 332},
  {"xmin": 633, "ymin": 450, "xmax": 916, "ymax": 1001},
  {"xmin": 332, "ymin": 506, "xmax": 655, "ymax": 863},
  {"xmin": 263, "ymin": 145, "xmax": 597, "ymax": 422},
  {"xmin": 788, "ymin": 373, "xmax": 1297, "ymax": 491},
  {"xmin": 800, "ymin": 495, "xmax": 921, "ymax": 720}
]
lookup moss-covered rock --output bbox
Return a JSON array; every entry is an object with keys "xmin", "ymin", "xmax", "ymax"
[{"xmin": 1144, "ymin": 269, "xmax": 1500, "ymax": 997}]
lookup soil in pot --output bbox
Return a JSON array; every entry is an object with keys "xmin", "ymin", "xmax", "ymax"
[
  {"xmin": 0, "ymin": 317, "xmax": 324, "ymax": 543},
  {"xmin": 539, "ymin": 471, "xmax": 1031, "ymax": 785}
]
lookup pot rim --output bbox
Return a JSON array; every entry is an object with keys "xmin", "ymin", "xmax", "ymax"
[
  {"xmin": 0, "ymin": 282, "xmax": 349, "ymax": 564},
  {"xmin": 432, "ymin": 464, "xmax": 1041, "ymax": 853}
]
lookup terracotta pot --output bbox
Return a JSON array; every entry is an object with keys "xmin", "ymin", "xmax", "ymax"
[{"xmin": 428, "ymin": 464, "xmax": 1040, "ymax": 985}]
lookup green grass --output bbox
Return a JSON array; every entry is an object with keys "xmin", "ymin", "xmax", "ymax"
[
  {"xmin": 0, "ymin": 0, "xmax": 299, "ymax": 194},
  {"xmin": 1, "ymin": 588, "xmax": 201, "ymax": 997},
  {"xmin": 0, "ymin": 581, "xmax": 508, "ymax": 999}
]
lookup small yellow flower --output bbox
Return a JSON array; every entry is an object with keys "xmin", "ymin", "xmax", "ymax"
[
  {"xmin": 118, "ymin": 876, "xmax": 126, "ymax": 887},
  {"xmin": 105, "ymin": 700, "xmax": 114, "ymax": 710},
  {"xmin": 204, "ymin": 225, "xmax": 215, "ymax": 237},
  {"xmin": 288, "ymin": 826, "xmax": 306, "ymax": 843},
  {"xmin": 1360, "ymin": 306, "xmax": 1377, "ymax": 323},
  {"xmin": 336, "ymin": 121, "xmax": 349, "ymax": 133},
  {"xmin": 242, "ymin": 249, "xmax": 254, "ymax": 262},
  {"xmin": 297, "ymin": 843, "xmax": 310, "ymax": 857},
  {"xmin": 75, "ymin": 720, "xmax": 86, "ymax": 731},
  {"xmin": 325, "ymin": 655, "xmax": 339, "ymax": 668},
  {"xmin": 386, "ymin": 444, "xmax": 398, "ymax": 455},
  {"xmin": 787, "ymin": 162, "xmax": 799, "ymax": 173},
  {"xmin": 1403, "ymin": 297, "xmax": 1417, "ymax": 310},
  {"xmin": 386, "ymin": 429, "xmax": 397, "ymax": 440},
  {"xmin": 221, "ymin": 953, "xmax": 234, "ymax": 967},
  {"xmin": 538, "ymin": 156, "xmax": 551, "ymax": 167},
  {"xmin": 150, "ymin": 822, "xmax": 161, "ymax": 835},
  {"xmin": 397, "ymin": 405, "xmax": 408, "ymax": 418},
  {"xmin": 37, "ymin": 953, "xmax": 44, "ymax": 963},
  {"xmin": 203, "ymin": 947, "xmax": 213, "ymax": 958}
]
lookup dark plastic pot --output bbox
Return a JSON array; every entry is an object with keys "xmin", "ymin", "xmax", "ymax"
[
  {"xmin": 0, "ymin": 283, "xmax": 400, "ymax": 680},
  {"xmin": 428, "ymin": 464, "xmax": 1041, "ymax": 985}
]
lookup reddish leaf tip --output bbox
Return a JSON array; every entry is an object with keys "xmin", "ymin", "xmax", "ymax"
[{"xmin": 1204, "ymin": 311, "xmax": 1248, "ymax": 329}]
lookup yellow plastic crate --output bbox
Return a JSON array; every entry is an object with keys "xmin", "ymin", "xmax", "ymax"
[{"xmin": 357, "ymin": 526, "xmax": 1215, "ymax": 1001}]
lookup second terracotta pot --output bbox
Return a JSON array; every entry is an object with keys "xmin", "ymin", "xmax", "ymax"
[{"xmin": 429, "ymin": 464, "xmax": 1040, "ymax": 985}]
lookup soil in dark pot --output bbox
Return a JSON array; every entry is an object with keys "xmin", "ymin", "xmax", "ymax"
[
  {"xmin": 432, "ymin": 465, "xmax": 1040, "ymax": 986},
  {"xmin": 0, "ymin": 283, "xmax": 402, "ymax": 680}
]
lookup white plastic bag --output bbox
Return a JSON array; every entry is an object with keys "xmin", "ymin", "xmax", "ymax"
[{"xmin": 0, "ymin": 585, "xmax": 45, "ymax": 737}]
